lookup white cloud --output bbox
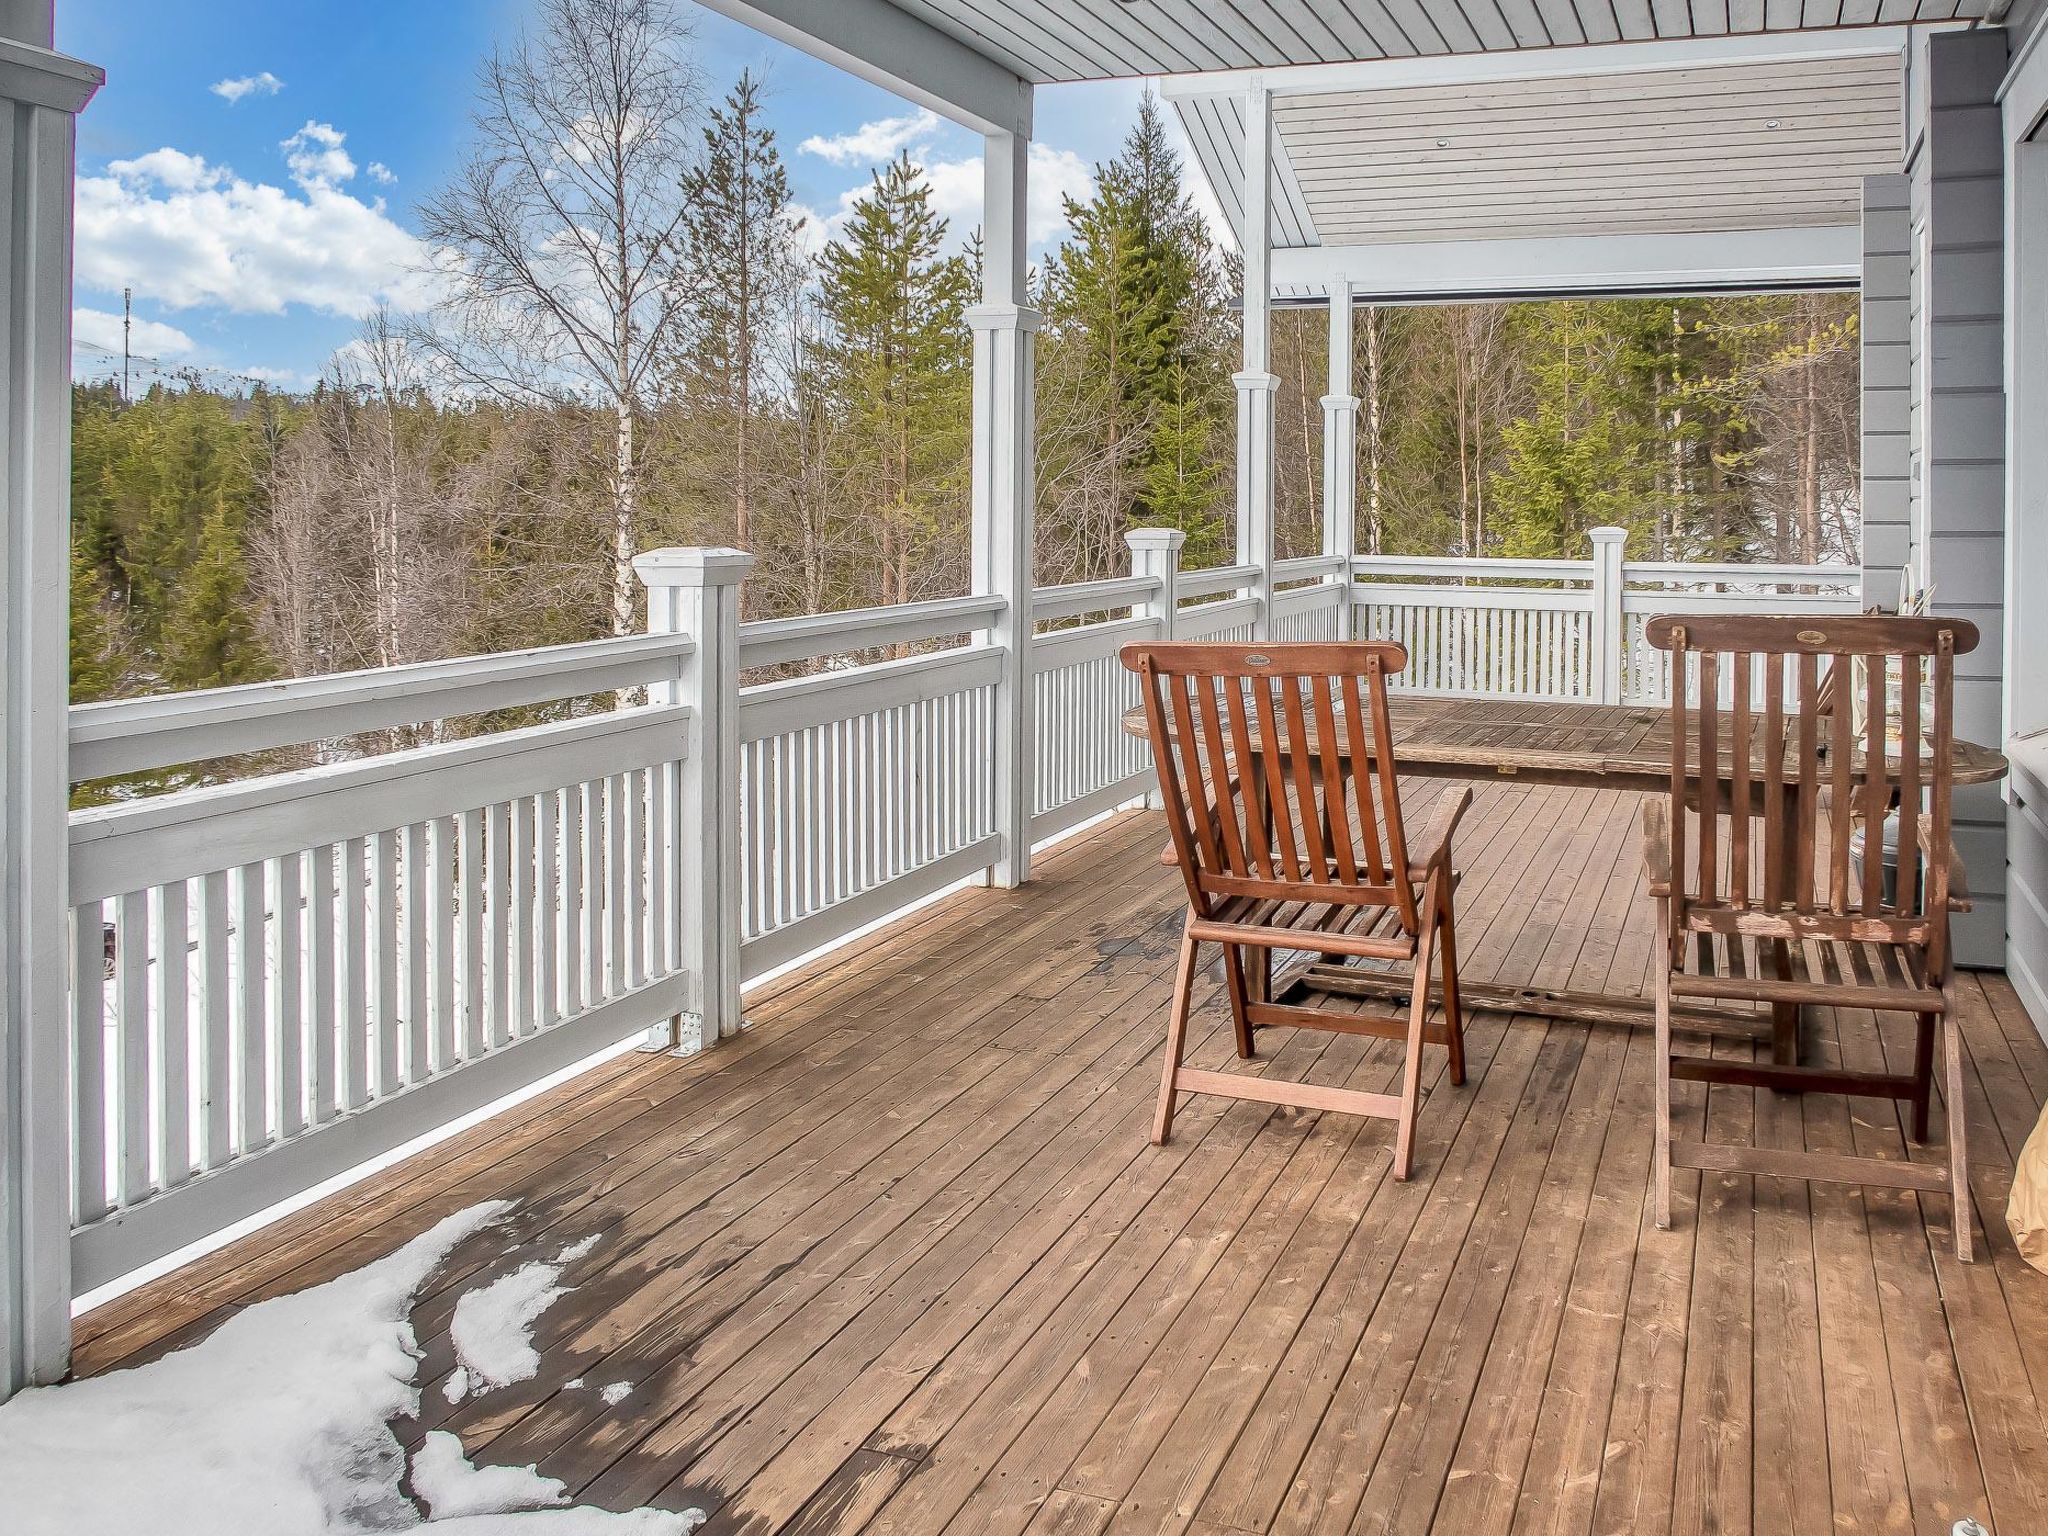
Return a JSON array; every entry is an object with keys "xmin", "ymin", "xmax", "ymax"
[
  {"xmin": 77, "ymin": 137, "xmax": 435, "ymax": 318},
  {"xmin": 367, "ymin": 161, "xmax": 397, "ymax": 185},
  {"xmin": 281, "ymin": 121, "xmax": 355, "ymax": 189},
  {"xmin": 800, "ymin": 108, "xmax": 940, "ymax": 167},
  {"xmin": 73, "ymin": 307, "xmax": 195, "ymax": 358},
  {"xmin": 921, "ymin": 143, "xmax": 1094, "ymax": 249},
  {"xmin": 209, "ymin": 71, "xmax": 283, "ymax": 104},
  {"xmin": 241, "ymin": 364, "xmax": 310, "ymax": 388}
]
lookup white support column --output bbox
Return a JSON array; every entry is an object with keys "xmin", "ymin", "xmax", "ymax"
[
  {"xmin": 1320, "ymin": 279, "xmax": 1358, "ymax": 642},
  {"xmin": 1, "ymin": 18, "xmax": 100, "ymax": 1394},
  {"xmin": 970, "ymin": 126, "xmax": 1038, "ymax": 888},
  {"xmin": 1126, "ymin": 527, "xmax": 1186, "ymax": 642},
  {"xmin": 635, "ymin": 547, "xmax": 752, "ymax": 1053},
  {"xmin": 1236, "ymin": 84, "xmax": 1279, "ymax": 639},
  {"xmin": 1587, "ymin": 526, "xmax": 1629, "ymax": 705}
]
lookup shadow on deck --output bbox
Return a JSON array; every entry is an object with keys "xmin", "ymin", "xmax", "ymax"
[{"xmin": 73, "ymin": 781, "xmax": 2048, "ymax": 1535}]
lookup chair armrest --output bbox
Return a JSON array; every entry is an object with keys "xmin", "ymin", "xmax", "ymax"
[
  {"xmin": 1642, "ymin": 799, "xmax": 1673, "ymax": 897},
  {"xmin": 1918, "ymin": 812, "xmax": 1972, "ymax": 912},
  {"xmin": 1404, "ymin": 785, "xmax": 1472, "ymax": 880}
]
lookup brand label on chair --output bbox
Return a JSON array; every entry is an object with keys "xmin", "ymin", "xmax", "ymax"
[{"xmin": 1245, "ymin": 653, "xmax": 1271, "ymax": 665}]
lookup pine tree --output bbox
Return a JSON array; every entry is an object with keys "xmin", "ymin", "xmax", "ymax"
[
  {"xmin": 671, "ymin": 70, "xmax": 806, "ymax": 582},
  {"xmin": 818, "ymin": 152, "xmax": 973, "ymax": 607}
]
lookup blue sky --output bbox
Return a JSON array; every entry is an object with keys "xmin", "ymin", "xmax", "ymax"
[{"xmin": 58, "ymin": 0, "xmax": 1182, "ymax": 392}]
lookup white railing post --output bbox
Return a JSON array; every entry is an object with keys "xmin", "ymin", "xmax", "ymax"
[
  {"xmin": 972, "ymin": 127, "xmax": 1039, "ymax": 888},
  {"xmin": 1126, "ymin": 527, "xmax": 1186, "ymax": 644},
  {"xmin": 636, "ymin": 547, "xmax": 752, "ymax": 1052},
  {"xmin": 1588, "ymin": 526, "xmax": 1629, "ymax": 704},
  {"xmin": 3, "ymin": 23, "xmax": 101, "ymax": 1394},
  {"xmin": 1322, "ymin": 277, "xmax": 1359, "ymax": 642},
  {"xmin": 1126, "ymin": 528, "xmax": 1184, "ymax": 810},
  {"xmin": 1237, "ymin": 83, "xmax": 1279, "ymax": 639}
]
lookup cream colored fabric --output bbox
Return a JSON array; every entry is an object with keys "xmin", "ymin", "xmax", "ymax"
[{"xmin": 2011, "ymin": 1097, "xmax": 2048, "ymax": 1275}]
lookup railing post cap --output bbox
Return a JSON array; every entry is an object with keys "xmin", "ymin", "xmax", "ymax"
[
  {"xmin": 634, "ymin": 547, "xmax": 756, "ymax": 587},
  {"xmin": 1588, "ymin": 526, "xmax": 1629, "ymax": 547},
  {"xmin": 1125, "ymin": 527, "xmax": 1189, "ymax": 552}
]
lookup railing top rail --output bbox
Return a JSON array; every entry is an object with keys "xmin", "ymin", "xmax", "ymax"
[
  {"xmin": 71, "ymin": 632, "xmax": 696, "ymax": 782},
  {"xmin": 1623, "ymin": 560, "xmax": 1860, "ymax": 585},
  {"xmin": 71, "ymin": 704, "xmax": 691, "ymax": 902},
  {"xmin": 738, "ymin": 593, "xmax": 1004, "ymax": 670},
  {"xmin": 1273, "ymin": 554, "xmax": 1346, "ymax": 583},
  {"xmin": 1352, "ymin": 553, "xmax": 1591, "ymax": 583},
  {"xmin": 1031, "ymin": 575, "xmax": 1159, "ymax": 624},
  {"xmin": 1176, "ymin": 563, "xmax": 1261, "ymax": 600}
]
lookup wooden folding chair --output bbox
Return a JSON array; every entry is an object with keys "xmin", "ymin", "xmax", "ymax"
[
  {"xmin": 1643, "ymin": 614, "xmax": 1980, "ymax": 1259},
  {"xmin": 1121, "ymin": 641, "xmax": 1471, "ymax": 1179}
]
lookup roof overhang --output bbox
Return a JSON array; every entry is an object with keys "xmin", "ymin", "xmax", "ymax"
[{"xmin": 695, "ymin": 1, "xmax": 1982, "ymax": 87}]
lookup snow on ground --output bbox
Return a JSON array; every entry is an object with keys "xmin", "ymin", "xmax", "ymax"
[
  {"xmin": 0, "ymin": 1203, "xmax": 701, "ymax": 1535},
  {"xmin": 443, "ymin": 1234, "xmax": 597, "ymax": 1404}
]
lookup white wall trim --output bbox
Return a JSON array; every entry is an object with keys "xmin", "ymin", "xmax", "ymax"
[{"xmin": 1270, "ymin": 225, "xmax": 1861, "ymax": 301}]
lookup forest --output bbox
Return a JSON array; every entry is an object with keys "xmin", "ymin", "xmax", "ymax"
[{"xmin": 69, "ymin": 0, "xmax": 1861, "ymax": 710}]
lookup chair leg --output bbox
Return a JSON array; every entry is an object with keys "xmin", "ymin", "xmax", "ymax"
[
  {"xmin": 1154, "ymin": 926, "xmax": 1199, "ymax": 1147},
  {"xmin": 1393, "ymin": 880, "xmax": 1442, "ymax": 1181},
  {"xmin": 1436, "ymin": 876, "xmax": 1466, "ymax": 1087},
  {"xmin": 1221, "ymin": 944, "xmax": 1256, "ymax": 1059},
  {"xmin": 1944, "ymin": 1009, "xmax": 1973, "ymax": 1262},
  {"xmin": 1653, "ymin": 900, "xmax": 1674, "ymax": 1232},
  {"xmin": 1910, "ymin": 1011, "xmax": 1938, "ymax": 1144}
]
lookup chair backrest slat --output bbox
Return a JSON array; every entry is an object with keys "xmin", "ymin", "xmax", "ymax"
[
  {"xmin": 1124, "ymin": 642, "xmax": 1417, "ymax": 922},
  {"xmin": 1644, "ymin": 614, "xmax": 1976, "ymax": 946}
]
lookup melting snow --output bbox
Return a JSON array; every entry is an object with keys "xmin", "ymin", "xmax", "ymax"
[
  {"xmin": 600, "ymin": 1382, "xmax": 633, "ymax": 1407},
  {"xmin": 443, "ymin": 1234, "xmax": 596, "ymax": 1404},
  {"xmin": 0, "ymin": 1203, "xmax": 700, "ymax": 1535}
]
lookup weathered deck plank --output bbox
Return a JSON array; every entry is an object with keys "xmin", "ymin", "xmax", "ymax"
[{"xmin": 73, "ymin": 787, "xmax": 2048, "ymax": 1535}]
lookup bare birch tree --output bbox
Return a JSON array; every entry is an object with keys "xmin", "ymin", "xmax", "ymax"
[{"xmin": 417, "ymin": 0, "xmax": 702, "ymax": 635}]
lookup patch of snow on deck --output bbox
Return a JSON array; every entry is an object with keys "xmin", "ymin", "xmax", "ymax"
[
  {"xmin": 443, "ymin": 1235, "xmax": 596, "ymax": 1404},
  {"xmin": 410, "ymin": 1430, "xmax": 567, "ymax": 1519},
  {"xmin": 0, "ymin": 1204, "xmax": 698, "ymax": 1535}
]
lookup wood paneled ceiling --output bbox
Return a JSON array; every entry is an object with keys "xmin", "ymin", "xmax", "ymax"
[
  {"xmin": 1176, "ymin": 49, "xmax": 1906, "ymax": 252},
  {"xmin": 883, "ymin": 0, "xmax": 1973, "ymax": 82}
]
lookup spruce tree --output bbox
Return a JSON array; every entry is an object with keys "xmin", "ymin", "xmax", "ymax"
[
  {"xmin": 1038, "ymin": 89, "xmax": 1228, "ymax": 562},
  {"xmin": 159, "ymin": 499, "xmax": 272, "ymax": 691},
  {"xmin": 672, "ymin": 70, "xmax": 806, "ymax": 576},
  {"xmin": 68, "ymin": 543, "xmax": 130, "ymax": 702},
  {"xmin": 818, "ymin": 152, "xmax": 972, "ymax": 606}
]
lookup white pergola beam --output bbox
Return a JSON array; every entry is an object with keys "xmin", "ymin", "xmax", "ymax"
[
  {"xmin": 1156, "ymin": 26, "xmax": 1923, "ymax": 101},
  {"xmin": 1271, "ymin": 225, "xmax": 1862, "ymax": 300},
  {"xmin": 693, "ymin": 0, "xmax": 1032, "ymax": 137}
]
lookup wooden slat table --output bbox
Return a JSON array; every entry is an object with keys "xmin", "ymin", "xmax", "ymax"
[{"xmin": 1121, "ymin": 693, "xmax": 2007, "ymax": 1047}]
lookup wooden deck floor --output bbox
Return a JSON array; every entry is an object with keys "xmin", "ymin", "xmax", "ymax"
[{"xmin": 75, "ymin": 782, "xmax": 2048, "ymax": 1535}]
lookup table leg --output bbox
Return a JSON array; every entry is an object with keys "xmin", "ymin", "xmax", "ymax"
[{"xmin": 1771, "ymin": 787, "xmax": 1801, "ymax": 1066}]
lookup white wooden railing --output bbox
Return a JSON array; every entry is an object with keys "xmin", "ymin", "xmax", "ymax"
[
  {"xmin": 59, "ymin": 524, "xmax": 1860, "ymax": 1293},
  {"xmin": 1353, "ymin": 529, "xmax": 1861, "ymax": 704},
  {"xmin": 66, "ymin": 637, "xmax": 704, "ymax": 1289}
]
